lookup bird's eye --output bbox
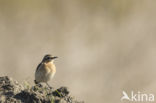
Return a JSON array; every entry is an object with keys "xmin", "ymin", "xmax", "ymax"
[{"xmin": 47, "ymin": 57, "xmax": 51, "ymax": 59}]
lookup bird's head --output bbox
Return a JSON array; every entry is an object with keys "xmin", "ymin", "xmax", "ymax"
[{"xmin": 42, "ymin": 54, "xmax": 58, "ymax": 63}]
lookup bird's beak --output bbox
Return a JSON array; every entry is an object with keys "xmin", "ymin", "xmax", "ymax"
[{"xmin": 51, "ymin": 56, "xmax": 58, "ymax": 60}]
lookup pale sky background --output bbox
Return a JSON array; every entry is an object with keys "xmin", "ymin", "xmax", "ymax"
[{"xmin": 0, "ymin": 0, "xmax": 156, "ymax": 103}]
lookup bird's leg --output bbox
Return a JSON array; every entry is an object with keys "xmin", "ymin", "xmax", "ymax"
[
  {"xmin": 34, "ymin": 80, "xmax": 42, "ymax": 87},
  {"xmin": 46, "ymin": 82, "xmax": 53, "ymax": 89},
  {"xmin": 37, "ymin": 83, "xmax": 43, "ymax": 88}
]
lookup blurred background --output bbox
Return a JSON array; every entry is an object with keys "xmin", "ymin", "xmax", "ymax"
[{"xmin": 0, "ymin": 0, "xmax": 156, "ymax": 103}]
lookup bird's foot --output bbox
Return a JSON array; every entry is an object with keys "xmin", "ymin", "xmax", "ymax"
[
  {"xmin": 49, "ymin": 86, "xmax": 53, "ymax": 90},
  {"xmin": 36, "ymin": 83, "xmax": 43, "ymax": 88},
  {"xmin": 46, "ymin": 83, "xmax": 53, "ymax": 90}
]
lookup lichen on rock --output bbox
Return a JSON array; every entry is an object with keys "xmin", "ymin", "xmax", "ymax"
[{"xmin": 0, "ymin": 76, "xmax": 84, "ymax": 103}]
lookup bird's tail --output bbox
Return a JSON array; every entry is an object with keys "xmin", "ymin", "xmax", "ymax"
[{"xmin": 34, "ymin": 80, "xmax": 38, "ymax": 84}]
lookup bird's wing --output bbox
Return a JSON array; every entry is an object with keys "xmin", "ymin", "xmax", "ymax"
[{"xmin": 36, "ymin": 63, "xmax": 42, "ymax": 72}]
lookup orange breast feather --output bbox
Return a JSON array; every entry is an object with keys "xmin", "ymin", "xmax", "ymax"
[{"xmin": 45, "ymin": 61, "xmax": 56, "ymax": 73}]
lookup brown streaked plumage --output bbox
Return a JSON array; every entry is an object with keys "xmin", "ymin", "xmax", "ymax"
[{"xmin": 34, "ymin": 54, "xmax": 58, "ymax": 88}]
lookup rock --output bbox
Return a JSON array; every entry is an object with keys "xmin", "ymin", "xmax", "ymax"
[
  {"xmin": 0, "ymin": 76, "xmax": 24, "ymax": 97},
  {"xmin": 53, "ymin": 87, "xmax": 69, "ymax": 97},
  {"xmin": 0, "ymin": 76, "xmax": 84, "ymax": 103}
]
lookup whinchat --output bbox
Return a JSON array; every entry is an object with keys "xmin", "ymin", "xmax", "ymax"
[{"xmin": 34, "ymin": 54, "xmax": 58, "ymax": 88}]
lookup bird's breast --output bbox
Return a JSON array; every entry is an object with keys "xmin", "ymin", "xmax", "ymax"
[{"xmin": 44, "ymin": 61, "xmax": 56, "ymax": 74}]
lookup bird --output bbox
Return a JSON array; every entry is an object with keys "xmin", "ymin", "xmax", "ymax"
[{"xmin": 34, "ymin": 54, "xmax": 58, "ymax": 88}]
